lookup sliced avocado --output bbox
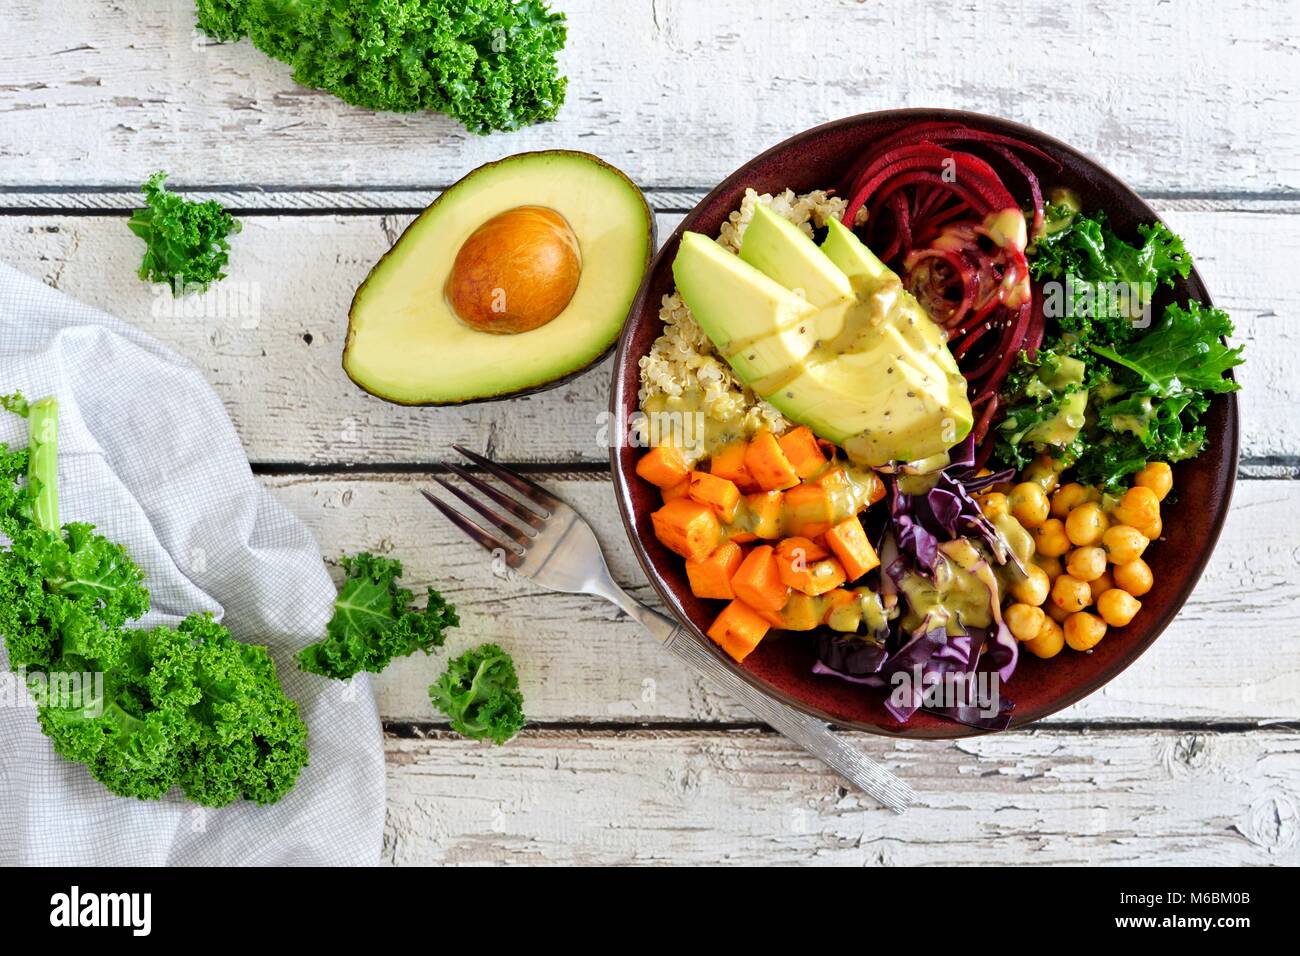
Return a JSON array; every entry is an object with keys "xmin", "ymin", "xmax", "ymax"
[
  {"xmin": 820, "ymin": 218, "xmax": 890, "ymax": 286},
  {"xmin": 673, "ymin": 212, "xmax": 972, "ymax": 466},
  {"xmin": 739, "ymin": 204, "xmax": 852, "ymax": 307},
  {"xmin": 672, "ymin": 232, "xmax": 818, "ymax": 375},
  {"xmin": 344, "ymin": 150, "xmax": 653, "ymax": 405}
]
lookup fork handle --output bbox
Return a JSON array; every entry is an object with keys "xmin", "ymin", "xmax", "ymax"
[{"xmin": 620, "ymin": 600, "xmax": 913, "ymax": 813}]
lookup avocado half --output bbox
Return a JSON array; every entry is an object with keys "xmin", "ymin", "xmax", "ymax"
[{"xmin": 344, "ymin": 150, "xmax": 655, "ymax": 405}]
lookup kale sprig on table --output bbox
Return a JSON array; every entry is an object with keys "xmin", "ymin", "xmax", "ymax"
[{"xmin": 195, "ymin": 0, "xmax": 569, "ymax": 134}]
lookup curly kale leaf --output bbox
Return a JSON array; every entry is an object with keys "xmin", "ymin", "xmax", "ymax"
[
  {"xmin": 0, "ymin": 395, "xmax": 308, "ymax": 806},
  {"xmin": 428, "ymin": 642, "xmax": 525, "ymax": 744},
  {"xmin": 298, "ymin": 552, "xmax": 459, "ymax": 680},
  {"xmin": 1072, "ymin": 301, "xmax": 1243, "ymax": 488},
  {"xmin": 195, "ymin": 0, "xmax": 569, "ymax": 134},
  {"xmin": 1030, "ymin": 208, "xmax": 1191, "ymax": 347},
  {"xmin": 127, "ymin": 171, "xmax": 241, "ymax": 294}
]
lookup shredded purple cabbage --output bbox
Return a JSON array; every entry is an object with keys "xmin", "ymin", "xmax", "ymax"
[{"xmin": 812, "ymin": 436, "xmax": 1021, "ymax": 731}]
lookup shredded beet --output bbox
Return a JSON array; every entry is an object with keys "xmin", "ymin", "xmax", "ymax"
[{"xmin": 840, "ymin": 123, "xmax": 1060, "ymax": 448}]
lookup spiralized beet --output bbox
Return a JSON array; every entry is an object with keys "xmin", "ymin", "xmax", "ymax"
[{"xmin": 840, "ymin": 123, "xmax": 1059, "ymax": 449}]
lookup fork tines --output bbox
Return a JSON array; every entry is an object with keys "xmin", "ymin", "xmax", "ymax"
[{"xmin": 420, "ymin": 446, "xmax": 557, "ymax": 564}]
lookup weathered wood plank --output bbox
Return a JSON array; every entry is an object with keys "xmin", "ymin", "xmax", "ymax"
[
  {"xmin": 265, "ymin": 474, "xmax": 1300, "ymax": 725},
  {"xmin": 382, "ymin": 728, "xmax": 1300, "ymax": 865},
  {"xmin": 0, "ymin": 203, "xmax": 1287, "ymax": 464},
  {"xmin": 1, "ymin": 0, "xmax": 1297, "ymax": 193}
]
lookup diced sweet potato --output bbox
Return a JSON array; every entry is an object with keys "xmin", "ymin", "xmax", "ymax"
[
  {"xmin": 661, "ymin": 476, "xmax": 691, "ymax": 503},
  {"xmin": 824, "ymin": 517, "xmax": 880, "ymax": 581},
  {"xmin": 783, "ymin": 483, "xmax": 833, "ymax": 538},
  {"xmin": 730, "ymin": 544, "xmax": 790, "ymax": 612},
  {"xmin": 777, "ymin": 426, "xmax": 828, "ymax": 479},
  {"xmin": 688, "ymin": 471, "xmax": 741, "ymax": 522},
  {"xmin": 709, "ymin": 441, "xmax": 757, "ymax": 493},
  {"xmin": 707, "ymin": 599, "xmax": 771, "ymax": 662},
  {"xmin": 743, "ymin": 490, "xmax": 785, "ymax": 539},
  {"xmin": 636, "ymin": 444, "xmax": 690, "ymax": 488},
  {"xmin": 775, "ymin": 546, "xmax": 847, "ymax": 596},
  {"xmin": 814, "ymin": 466, "xmax": 849, "ymax": 492},
  {"xmin": 650, "ymin": 498, "xmax": 721, "ymax": 561},
  {"xmin": 685, "ymin": 540, "xmax": 744, "ymax": 601},
  {"xmin": 775, "ymin": 536, "xmax": 829, "ymax": 563},
  {"xmin": 744, "ymin": 430, "xmax": 800, "ymax": 491}
]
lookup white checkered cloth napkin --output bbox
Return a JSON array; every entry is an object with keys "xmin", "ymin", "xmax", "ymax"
[{"xmin": 0, "ymin": 263, "xmax": 386, "ymax": 865}]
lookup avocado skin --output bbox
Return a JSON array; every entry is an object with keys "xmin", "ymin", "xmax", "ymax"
[{"xmin": 343, "ymin": 149, "xmax": 655, "ymax": 407}]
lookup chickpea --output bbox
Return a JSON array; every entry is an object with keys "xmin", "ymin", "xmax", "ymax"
[
  {"xmin": 1032, "ymin": 518, "xmax": 1072, "ymax": 557},
  {"xmin": 1064, "ymin": 611, "xmax": 1107, "ymax": 651},
  {"xmin": 1024, "ymin": 616, "xmax": 1065, "ymax": 659},
  {"xmin": 1134, "ymin": 461, "xmax": 1173, "ymax": 501},
  {"xmin": 1009, "ymin": 482, "xmax": 1050, "ymax": 528},
  {"xmin": 1005, "ymin": 603, "xmax": 1047, "ymax": 642},
  {"xmin": 1034, "ymin": 553, "xmax": 1064, "ymax": 581},
  {"xmin": 1022, "ymin": 454, "xmax": 1062, "ymax": 495},
  {"xmin": 977, "ymin": 491, "xmax": 1010, "ymax": 520},
  {"xmin": 1051, "ymin": 482, "xmax": 1091, "ymax": 518},
  {"xmin": 1065, "ymin": 502, "xmax": 1109, "ymax": 547},
  {"xmin": 1113, "ymin": 485, "xmax": 1160, "ymax": 530},
  {"xmin": 1051, "ymin": 574, "xmax": 1092, "ymax": 613},
  {"xmin": 1045, "ymin": 600, "xmax": 1072, "ymax": 623},
  {"xmin": 1089, "ymin": 569, "xmax": 1115, "ymax": 603},
  {"xmin": 1097, "ymin": 588, "xmax": 1142, "ymax": 627},
  {"xmin": 1011, "ymin": 564, "xmax": 1051, "ymax": 606},
  {"xmin": 1138, "ymin": 515, "xmax": 1162, "ymax": 541},
  {"xmin": 1066, "ymin": 546, "xmax": 1108, "ymax": 582},
  {"xmin": 1113, "ymin": 558, "xmax": 1154, "ymax": 597},
  {"xmin": 1102, "ymin": 524, "xmax": 1148, "ymax": 565}
]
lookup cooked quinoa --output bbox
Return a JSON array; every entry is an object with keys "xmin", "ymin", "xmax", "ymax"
[{"xmin": 636, "ymin": 188, "xmax": 847, "ymax": 460}]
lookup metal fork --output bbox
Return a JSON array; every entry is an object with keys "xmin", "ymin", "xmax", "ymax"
[{"xmin": 422, "ymin": 444, "xmax": 913, "ymax": 813}]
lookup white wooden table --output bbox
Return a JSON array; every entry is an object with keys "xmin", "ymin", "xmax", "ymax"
[{"xmin": 2, "ymin": 0, "xmax": 1298, "ymax": 865}]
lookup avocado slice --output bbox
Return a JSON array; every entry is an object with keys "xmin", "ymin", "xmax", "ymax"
[
  {"xmin": 344, "ymin": 151, "xmax": 654, "ymax": 405},
  {"xmin": 673, "ymin": 209, "xmax": 973, "ymax": 466},
  {"xmin": 739, "ymin": 204, "xmax": 853, "ymax": 307}
]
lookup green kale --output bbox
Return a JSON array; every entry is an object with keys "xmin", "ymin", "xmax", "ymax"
[
  {"xmin": 297, "ymin": 552, "xmax": 459, "ymax": 681},
  {"xmin": 195, "ymin": 0, "xmax": 569, "ymax": 135},
  {"xmin": 0, "ymin": 394, "xmax": 308, "ymax": 806},
  {"xmin": 1030, "ymin": 208, "xmax": 1190, "ymax": 347},
  {"xmin": 127, "ymin": 171, "xmax": 241, "ymax": 294},
  {"xmin": 428, "ymin": 642, "xmax": 525, "ymax": 744},
  {"xmin": 1073, "ymin": 301, "xmax": 1243, "ymax": 487}
]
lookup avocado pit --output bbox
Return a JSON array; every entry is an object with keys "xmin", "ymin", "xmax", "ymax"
[{"xmin": 446, "ymin": 205, "xmax": 582, "ymax": 334}]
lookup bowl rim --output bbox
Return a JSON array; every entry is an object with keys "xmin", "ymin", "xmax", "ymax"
[{"xmin": 608, "ymin": 108, "xmax": 1240, "ymax": 738}]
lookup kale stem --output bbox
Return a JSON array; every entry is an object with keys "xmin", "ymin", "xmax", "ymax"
[{"xmin": 27, "ymin": 396, "xmax": 59, "ymax": 532}]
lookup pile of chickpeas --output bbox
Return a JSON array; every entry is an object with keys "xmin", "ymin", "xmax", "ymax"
[{"xmin": 977, "ymin": 457, "xmax": 1173, "ymax": 660}]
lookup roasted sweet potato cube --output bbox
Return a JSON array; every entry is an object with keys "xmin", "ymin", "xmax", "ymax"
[
  {"xmin": 744, "ymin": 430, "xmax": 800, "ymax": 491},
  {"xmin": 783, "ymin": 483, "xmax": 833, "ymax": 538},
  {"xmin": 742, "ymin": 490, "xmax": 785, "ymax": 539},
  {"xmin": 636, "ymin": 444, "xmax": 690, "ymax": 488},
  {"xmin": 661, "ymin": 476, "xmax": 691, "ymax": 503},
  {"xmin": 688, "ymin": 471, "xmax": 741, "ymax": 522},
  {"xmin": 707, "ymin": 600, "xmax": 771, "ymax": 662},
  {"xmin": 650, "ymin": 498, "xmax": 721, "ymax": 561},
  {"xmin": 685, "ymin": 540, "xmax": 745, "ymax": 601},
  {"xmin": 708, "ymin": 441, "xmax": 757, "ymax": 493},
  {"xmin": 824, "ymin": 516, "xmax": 880, "ymax": 581},
  {"xmin": 729, "ymin": 544, "xmax": 790, "ymax": 612},
  {"xmin": 777, "ymin": 426, "xmax": 827, "ymax": 479}
]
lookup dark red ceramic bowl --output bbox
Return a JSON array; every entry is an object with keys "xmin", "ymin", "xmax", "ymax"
[{"xmin": 610, "ymin": 109, "xmax": 1238, "ymax": 738}]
